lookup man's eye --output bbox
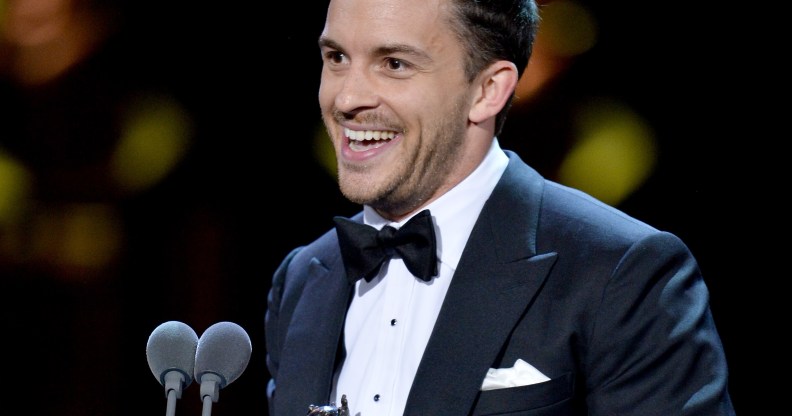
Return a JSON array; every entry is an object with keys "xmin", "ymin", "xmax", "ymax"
[
  {"xmin": 326, "ymin": 51, "xmax": 346, "ymax": 64},
  {"xmin": 385, "ymin": 58, "xmax": 405, "ymax": 71}
]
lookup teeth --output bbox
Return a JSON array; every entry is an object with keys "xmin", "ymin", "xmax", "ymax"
[{"xmin": 345, "ymin": 127, "xmax": 396, "ymax": 141}]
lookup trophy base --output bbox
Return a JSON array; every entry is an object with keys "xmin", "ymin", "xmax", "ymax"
[{"xmin": 307, "ymin": 394, "xmax": 349, "ymax": 416}]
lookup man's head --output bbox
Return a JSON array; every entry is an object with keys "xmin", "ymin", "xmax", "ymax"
[{"xmin": 318, "ymin": 0, "xmax": 539, "ymax": 221}]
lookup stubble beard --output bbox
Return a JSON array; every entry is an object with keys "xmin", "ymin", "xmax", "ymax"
[{"xmin": 332, "ymin": 96, "xmax": 469, "ymax": 218}]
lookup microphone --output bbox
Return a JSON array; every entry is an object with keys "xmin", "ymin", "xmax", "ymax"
[
  {"xmin": 146, "ymin": 321, "xmax": 199, "ymax": 416},
  {"xmin": 194, "ymin": 321, "xmax": 252, "ymax": 416}
]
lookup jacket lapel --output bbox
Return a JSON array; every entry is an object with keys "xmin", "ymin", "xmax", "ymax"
[
  {"xmin": 404, "ymin": 152, "xmax": 558, "ymax": 415},
  {"xmin": 275, "ymin": 254, "xmax": 352, "ymax": 415}
]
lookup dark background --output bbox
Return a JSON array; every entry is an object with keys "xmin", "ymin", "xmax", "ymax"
[{"xmin": 0, "ymin": 0, "xmax": 765, "ymax": 414}]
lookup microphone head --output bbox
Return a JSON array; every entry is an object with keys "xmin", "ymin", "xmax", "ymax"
[
  {"xmin": 194, "ymin": 321, "xmax": 252, "ymax": 388},
  {"xmin": 146, "ymin": 321, "xmax": 199, "ymax": 387}
]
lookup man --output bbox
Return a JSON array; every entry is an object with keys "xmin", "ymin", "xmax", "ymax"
[{"xmin": 265, "ymin": 0, "xmax": 736, "ymax": 414}]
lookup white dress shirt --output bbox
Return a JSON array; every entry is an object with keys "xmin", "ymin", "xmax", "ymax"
[{"xmin": 331, "ymin": 139, "xmax": 509, "ymax": 416}]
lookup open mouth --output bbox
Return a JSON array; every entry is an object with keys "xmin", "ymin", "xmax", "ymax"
[{"xmin": 345, "ymin": 127, "xmax": 396, "ymax": 151}]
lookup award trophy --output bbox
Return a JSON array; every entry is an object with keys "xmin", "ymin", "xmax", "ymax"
[{"xmin": 307, "ymin": 394, "xmax": 349, "ymax": 416}]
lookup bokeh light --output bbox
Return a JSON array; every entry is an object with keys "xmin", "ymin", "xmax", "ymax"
[
  {"xmin": 111, "ymin": 94, "xmax": 193, "ymax": 193},
  {"xmin": 0, "ymin": 150, "xmax": 31, "ymax": 226},
  {"xmin": 516, "ymin": 0, "xmax": 597, "ymax": 102},
  {"xmin": 557, "ymin": 98, "xmax": 657, "ymax": 206}
]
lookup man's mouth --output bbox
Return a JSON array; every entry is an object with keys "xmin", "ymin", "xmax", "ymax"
[{"xmin": 345, "ymin": 127, "xmax": 396, "ymax": 152}]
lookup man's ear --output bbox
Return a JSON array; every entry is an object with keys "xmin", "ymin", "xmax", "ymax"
[{"xmin": 469, "ymin": 61, "xmax": 519, "ymax": 124}]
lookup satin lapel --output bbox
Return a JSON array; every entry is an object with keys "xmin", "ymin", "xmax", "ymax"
[
  {"xmin": 405, "ymin": 153, "xmax": 558, "ymax": 415},
  {"xmin": 275, "ymin": 255, "xmax": 352, "ymax": 416}
]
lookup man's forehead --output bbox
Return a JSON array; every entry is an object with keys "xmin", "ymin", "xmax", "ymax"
[
  {"xmin": 325, "ymin": 0, "xmax": 449, "ymax": 29},
  {"xmin": 322, "ymin": 0, "xmax": 454, "ymax": 53}
]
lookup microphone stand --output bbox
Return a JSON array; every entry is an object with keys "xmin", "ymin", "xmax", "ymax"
[
  {"xmin": 163, "ymin": 371, "xmax": 186, "ymax": 416},
  {"xmin": 166, "ymin": 389, "xmax": 178, "ymax": 416},
  {"xmin": 199, "ymin": 373, "xmax": 222, "ymax": 416}
]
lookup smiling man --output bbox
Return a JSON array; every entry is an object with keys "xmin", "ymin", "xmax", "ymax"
[{"xmin": 264, "ymin": 0, "xmax": 736, "ymax": 415}]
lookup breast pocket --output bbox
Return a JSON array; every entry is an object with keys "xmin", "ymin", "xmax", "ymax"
[{"xmin": 472, "ymin": 372, "xmax": 575, "ymax": 416}]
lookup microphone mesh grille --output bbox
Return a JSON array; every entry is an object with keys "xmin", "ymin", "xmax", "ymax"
[
  {"xmin": 146, "ymin": 321, "xmax": 199, "ymax": 385},
  {"xmin": 194, "ymin": 321, "xmax": 252, "ymax": 387}
]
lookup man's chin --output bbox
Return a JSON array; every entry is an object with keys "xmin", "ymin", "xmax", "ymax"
[{"xmin": 339, "ymin": 190, "xmax": 375, "ymax": 207}]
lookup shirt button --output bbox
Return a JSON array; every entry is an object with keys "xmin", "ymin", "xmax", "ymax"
[
  {"xmin": 374, "ymin": 394, "xmax": 381, "ymax": 401},
  {"xmin": 390, "ymin": 319, "xmax": 397, "ymax": 326}
]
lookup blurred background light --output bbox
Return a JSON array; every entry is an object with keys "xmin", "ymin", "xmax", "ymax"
[
  {"xmin": 111, "ymin": 94, "xmax": 193, "ymax": 193},
  {"xmin": 0, "ymin": 150, "xmax": 31, "ymax": 226},
  {"xmin": 29, "ymin": 202, "xmax": 123, "ymax": 280},
  {"xmin": 516, "ymin": 0, "xmax": 597, "ymax": 102},
  {"xmin": 557, "ymin": 98, "xmax": 657, "ymax": 206}
]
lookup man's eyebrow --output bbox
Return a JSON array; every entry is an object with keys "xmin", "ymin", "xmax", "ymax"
[
  {"xmin": 374, "ymin": 43, "xmax": 431, "ymax": 62},
  {"xmin": 318, "ymin": 37, "xmax": 431, "ymax": 63},
  {"xmin": 318, "ymin": 36, "xmax": 342, "ymax": 51}
]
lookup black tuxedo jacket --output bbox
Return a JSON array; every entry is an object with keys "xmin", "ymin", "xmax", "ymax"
[{"xmin": 265, "ymin": 150, "xmax": 735, "ymax": 415}]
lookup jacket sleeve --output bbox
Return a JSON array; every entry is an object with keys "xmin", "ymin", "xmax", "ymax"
[
  {"xmin": 265, "ymin": 246, "xmax": 303, "ymax": 416},
  {"xmin": 585, "ymin": 232, "xmax": 735, "ymax": 415}
]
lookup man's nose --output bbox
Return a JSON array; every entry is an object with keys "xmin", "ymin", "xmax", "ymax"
[{"xmin": 334, "ymin": 65, "xmax": 380, "ymax": 114}]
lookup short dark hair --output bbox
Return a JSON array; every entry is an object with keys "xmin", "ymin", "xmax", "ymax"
[{"xmin": 446, "ymin": 0, "xmax": 540, "ymax": 136}]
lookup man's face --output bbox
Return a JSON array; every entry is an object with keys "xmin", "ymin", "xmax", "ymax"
[{"xmin": 318, "ymin": 0, "xmax": 476, "ymax": 220}]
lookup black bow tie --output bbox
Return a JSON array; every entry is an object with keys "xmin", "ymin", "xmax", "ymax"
[{"xmin": 334, "ymin": 209, "xmax": 438, "ymax": 284}]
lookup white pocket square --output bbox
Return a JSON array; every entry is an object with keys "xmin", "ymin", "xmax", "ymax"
[{"xmin": 480, "ymin": 359, "xmax": 551, "ymax": 391}]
